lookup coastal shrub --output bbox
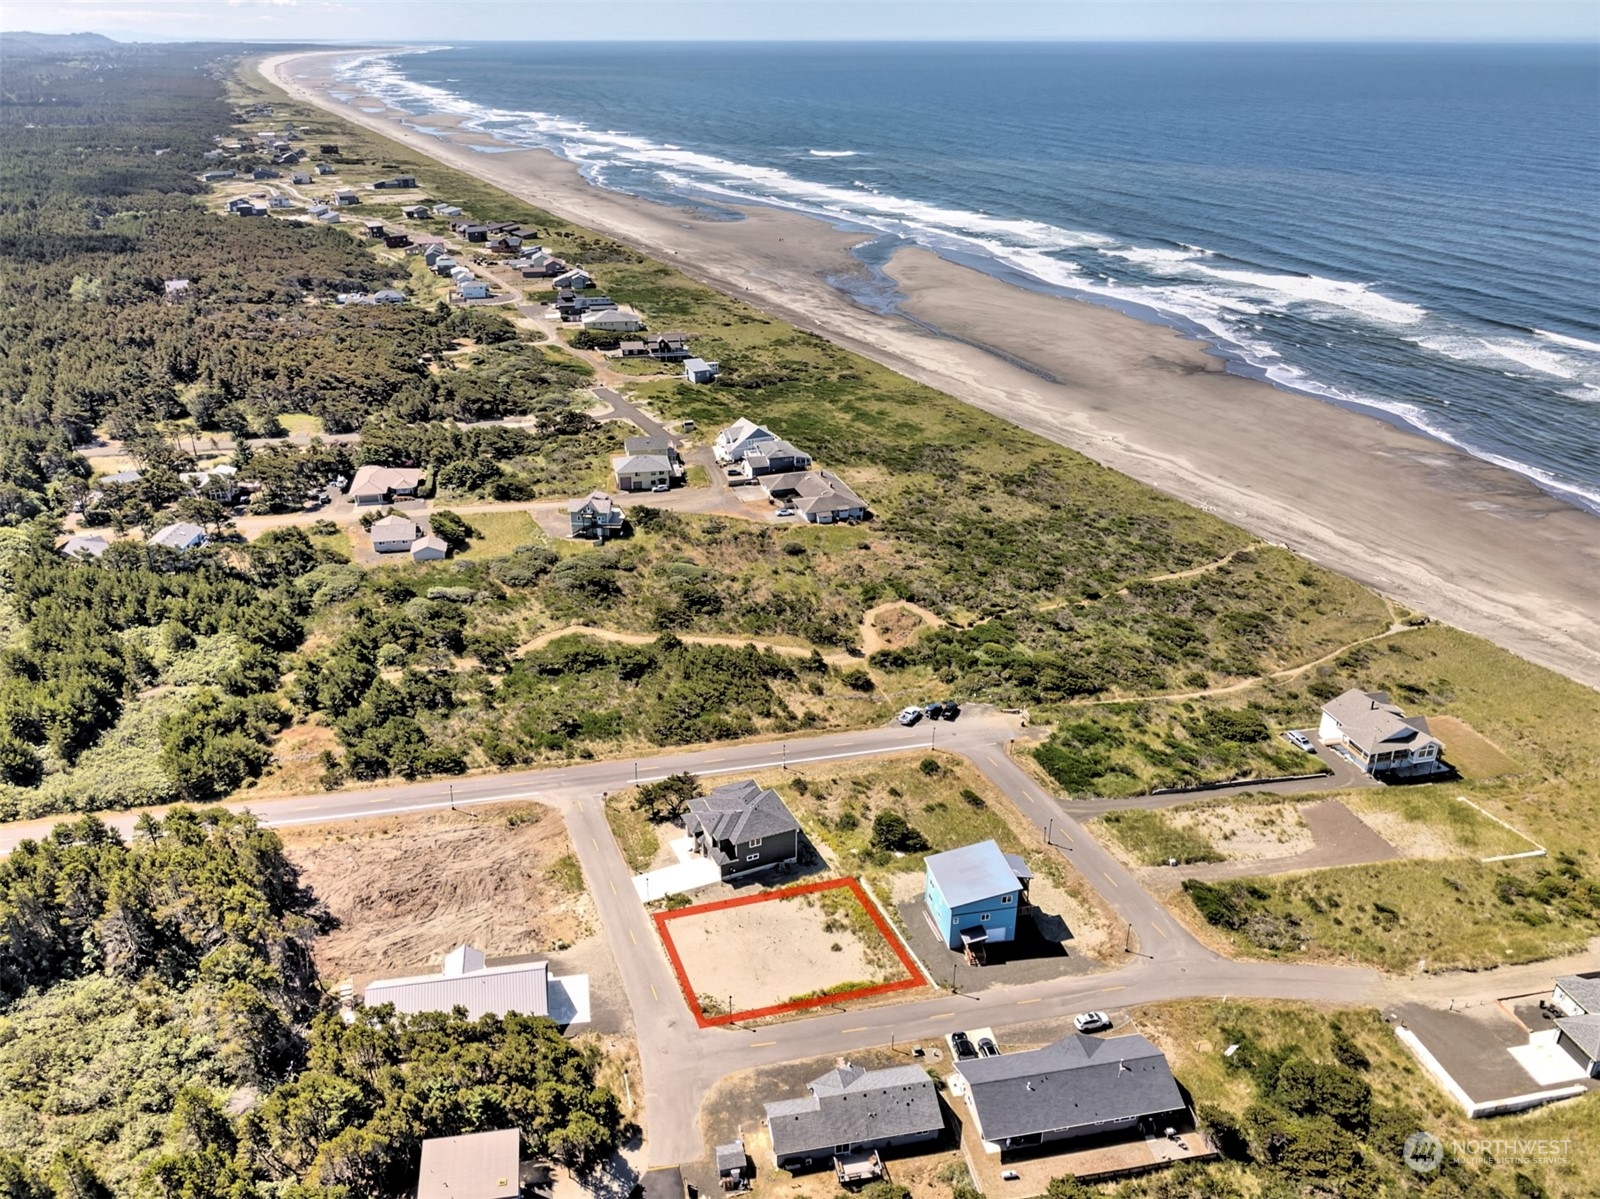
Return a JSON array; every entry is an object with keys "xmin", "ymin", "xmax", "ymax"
[
  {"xmin": 870, "ymin": 810, "xmax": 929, "ymax": 853},
  {"xmin": 635, "ymin": 771, "xmax": 700, "ymax": 822}
]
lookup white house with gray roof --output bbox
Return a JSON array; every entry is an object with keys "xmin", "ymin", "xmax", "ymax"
[
  {"xmin": 684, "ymin": 779, "xmax": 800, "ymax": 879},
  {"xmin": 611, "ymin": 453, "xmax": 673, "ymax": 492},
  {"xmin": 1551, "ymin": 973, "xmax": 1600, "ymax": 1077},
  {"xmin": 148, "ymin": 522, "xmax": 208, "ymax": 551},
  {"xmin": 763, "ymin": 1061, "xmax": 944, "ymax": 1172},
  {"xmin": 1318, "ymin": 688, "xmax": 1445, "ymax": 777},
  {"xmin": 955, "ymin": 1032, "xmax": 1188, "ymax": 1154}
]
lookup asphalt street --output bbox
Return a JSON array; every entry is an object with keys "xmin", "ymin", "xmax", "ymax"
[{"xmin": 0, "ymin": 713, "xmax": 1392, "ymax": 1167}]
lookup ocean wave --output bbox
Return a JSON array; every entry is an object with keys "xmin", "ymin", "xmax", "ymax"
[
  {"xmin": 330, "ymin": 49, "xmax": 1600, "ymax": 515},
  {"xmin": 1535, "ymin": 328, "xmax": 1600, "ymax": 355}
]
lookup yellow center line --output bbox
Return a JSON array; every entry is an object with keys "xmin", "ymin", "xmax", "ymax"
[
  {"xmin": 1016, "ymin": 998, "xmax": 1042, "ymax": 1005},
  {"xmin": 609, "ymin": 879, "xmax": 616, "ymax": 894},
  {"xmin": 650, "ymin": 984, "xmax": 659, "ymax": 1001},
  {"xmin": 928, "ymin": 1012, "xmax": 954, "ymax": 1019},
  {"xmin": 591, "ymin": 837, "xmax": 599, "ymax": 849},
  {"xmin": 1099, "ymin": 985, "xmax": 1127, "ymax": 993},
  {"xmin": 842, "ymin": 1026, "xmax": 867, "ymax": 1033},
  {"xmin": 1101, "ymin": 871, "xmax": 1119, "ymax": 887},
  {"xmin": 629, "ymin": 928, "xmax": 637, "ymax": 944},
  {"xmin": 1151, "ymin": 923, "xmax": 1169, "ymax": 939},
  {"xmin": 751, "ymin": 1040, "xmax": 776, "ymax": 1047}
]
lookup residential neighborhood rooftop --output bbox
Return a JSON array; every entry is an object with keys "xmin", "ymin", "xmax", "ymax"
[
  {"xmin": 956, "ymin": 1033, "xmax": 1185, "ymax": 1143},
  {"xmin": 925, "ymin": 840, "xmax": 1026, "ymax": 909},
  {"xmin": 416, "ymin": 1128, "xmax": 521, "ymax": 1199},
  {"xmin": 687, "ymin": 779, "xmax": 799, "ymax": 846},
  {"xmin": 764, "ymin": 1062, "xmax": 941, "ymax": 1161}
]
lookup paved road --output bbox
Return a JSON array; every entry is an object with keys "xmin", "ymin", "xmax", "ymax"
[
  {"xmin": 0, "ymin": 713, "xmax": 1389, "ymax": 1167},
  {"xmin": 592, "ymin": 386, "xmax": 676, "ymax": 445}
]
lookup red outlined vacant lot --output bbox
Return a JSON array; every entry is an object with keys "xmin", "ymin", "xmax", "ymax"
[{"xmin": 653, "ymin": 877, "xmax": 928, "ymax": 1028}]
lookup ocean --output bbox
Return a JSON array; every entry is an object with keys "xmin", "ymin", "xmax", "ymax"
[{"xmin": 332, "ymin": 42, "xmax": 1600, "ymax": 514}]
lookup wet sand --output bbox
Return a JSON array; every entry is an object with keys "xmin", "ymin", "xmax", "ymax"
[{"xmin": 258, "ymin": 50, "xmax": 1600, "ymax": 690}]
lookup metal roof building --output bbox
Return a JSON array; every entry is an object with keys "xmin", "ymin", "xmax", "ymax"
[{"xmin": 364, "ymin": 945, "xmax": 550, "ymax": 1020}]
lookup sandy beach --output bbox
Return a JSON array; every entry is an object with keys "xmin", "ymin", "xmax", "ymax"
[{"xmin": 259, "ymin": 50, "xmax": 1600, "ymax": 690}]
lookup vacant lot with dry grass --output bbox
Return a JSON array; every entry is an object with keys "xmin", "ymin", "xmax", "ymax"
[{"xmin": 279, "ymin": 801, "xmax": 593, "ymax": 987}]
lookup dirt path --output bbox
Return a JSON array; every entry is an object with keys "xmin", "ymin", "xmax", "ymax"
[
  {"xmin": 514, "ymin": 623, "xmax": 857, "ymax": 665},
  {"xmin": 859, "ymin": 600, "xmax": 945, "ymax": 656},
  {"xmin": 1142, "ymin": 540, "xmax": 1269, "ymax": 583},
  {"xmin": 1065, "ymin": 621, "xmax": 1420, "ymax": 707}
]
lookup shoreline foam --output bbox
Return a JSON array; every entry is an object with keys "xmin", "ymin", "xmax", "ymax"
[{"xmin": 256, "ymin": 49, "xmax": 1600, "ymax": 691}]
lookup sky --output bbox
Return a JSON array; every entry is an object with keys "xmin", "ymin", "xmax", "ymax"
[{"xmin": 4, "ymin": 0, "xmax": 1598, "ymax": 44}]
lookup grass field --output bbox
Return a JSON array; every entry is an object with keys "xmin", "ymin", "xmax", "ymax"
[
  {"xmin": 453, "ymin": 510, "xmax": 540, "ymax": 560},
  {"xmin": 1130, "ymin": 998, "xmax": 1600, "ymax": 1199},
  {"xmin": 1096, "ymin": 808, "xmax": 1226, "ymax": 866}
]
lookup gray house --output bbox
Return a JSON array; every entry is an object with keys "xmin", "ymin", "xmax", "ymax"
[
  {"xmin": 685, "ymin": 780, "xmax": 800, "ymax": 879},
  {"xmin": 738, "ymin": 438, "xmax": 812, "ymax": 478},
  {"xmin": 764, "ymin": 1062, "xmax": 944, "ymax": 1173},
  {"xmin": 1551, "ymin": 973, "xmax": 1600, "ymax": 1078},
  {"xmin": 568, "ymin": 491, "xmax": 625, "ymax": 540},
  {"xmin": 956, "ymin": 1033, "xmax": 1187, "ymax": 1154}
]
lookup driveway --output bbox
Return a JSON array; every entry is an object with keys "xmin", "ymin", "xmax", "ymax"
[
  {"xmin": 633, "ymin": 837, "xmax": 722, "ymax": 901},
  {"xmin": 1164, "ymin": 799, "xmax": 1401, "ymax": 883}
]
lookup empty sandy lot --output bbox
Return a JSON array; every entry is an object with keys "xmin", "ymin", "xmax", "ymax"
[{"xmin": 662, "ymin": 885, "xmax": 909, "ymax": 1014}]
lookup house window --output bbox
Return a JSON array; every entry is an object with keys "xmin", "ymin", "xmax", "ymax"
[
  {"xmin": 746, "ymin": 854, "xmax": 760, "ymax": 862},
  {"xmin": 980, "ymin": 913, "xmax": 991, "ymax": 922},
  {"xmin": 748, "ymin": 838, "xmax": 762, "ymax": 848},
  {"xmin": 1001, "ymin": 895, "xmax": 1013, "ymax": 904}
]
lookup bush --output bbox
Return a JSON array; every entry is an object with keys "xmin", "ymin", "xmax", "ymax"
[
  {"xmin": 918, "ymin": 756, "xmax": 941, "ymax": 776},
  {"xmin": 428, "ymin": 509, "xmax": 474, "ymax": 551},
  {"xmin": 870, "ymin": 810, "xmax": 930, "ymax": 853},
  {"xmin": 840, "ymin": 667, "xmax": 874, "ymax": 692}
]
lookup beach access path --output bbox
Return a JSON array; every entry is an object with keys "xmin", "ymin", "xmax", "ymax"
[{"xmin": 256, "ymin": 49, "xmax": 1600, "ymax": 692}]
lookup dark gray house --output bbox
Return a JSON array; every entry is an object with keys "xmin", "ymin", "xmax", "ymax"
[
  {"xmin": 956, "ymin": 1033, "xmax": 1187, "ymax": 1153},
  {"xmin": 763, "ymin": 1062, "xmax": 943, "ymax": 1172},
  {"xmin": 685, "ymin": 780, "xmax": 800, "ymax": 879}
]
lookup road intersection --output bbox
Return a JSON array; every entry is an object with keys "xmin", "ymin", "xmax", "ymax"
[{"xmin": 0, "ymin": 713, "xmax": 1482, "ymax": 1168}]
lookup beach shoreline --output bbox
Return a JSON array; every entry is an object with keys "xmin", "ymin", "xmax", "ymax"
[{"xmin": 256, "ymin": 49, "xmax": 1600, "ymax": 690}]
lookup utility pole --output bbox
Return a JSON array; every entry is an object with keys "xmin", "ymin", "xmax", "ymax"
[
  {"xmin": 634, "ymin": 761, "xmax": 639, "ymax": 785},
  {"xmin": 449, "ymin": 783, "xmax": 455, "ymax": 811},
  {"xmin": 1046, "ymin": 817, "xmax": 1053, "ymax": 846},
  {"xmin": 782, "ymin": 743, "xmax": 788, "ymax": 770}
]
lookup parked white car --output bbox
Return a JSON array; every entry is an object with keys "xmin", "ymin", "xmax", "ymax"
[
  {"xmin": 1074, "ymin": 1011, "xmax": 1112, "ymax": 1033},
  {"xmin": 897, "ymin": 706, "xmax": 922, "ymax": 726}
]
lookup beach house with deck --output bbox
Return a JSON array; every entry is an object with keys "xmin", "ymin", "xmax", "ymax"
[
  {"xmin": 1318, "ymin": 688, "xmax": 1446, "ymax": 777},
  {"xmin": 923, "ymin": 840, "xmax": 1031, "ymax": 956},
  {"xmin": 763, "ymin": 1061, "xmax": 944, "ymax": 1175}
]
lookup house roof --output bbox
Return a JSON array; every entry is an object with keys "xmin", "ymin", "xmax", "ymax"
[
  {"xmin": 1557, "ymin": 1013, "xmax": 1600, "ymax": 1062},
  {"xmin": 1322, "ymin": 689, "xmax": 1440, "ymax": 753},
  {"xmin": 365, "ymin": 949, "xmax": 549, "ymax": 1020},
  {"xmin": 955, "ymin": 1033, "xmax": 1185, "ymax": 1143},
  {"xmin": 714, "ymin": 1139, "xmax": 746, "ymax": 1174},
  {"xmin": 102, "ymin": 469, "xmax": 143, "ymax": 485},
  {"xmin": 688, "ymin": 779, "xmax": 799, "ymax": 845},
  {"xmin": 624, "ymin": 435, "xmax": 673, "ymax": 456},
  {"xmin": 1556, "ymin": 973, "xmax": 1600, "ymax": 1014},
  {"xmin": 60, "ymin": 534, "xmax": 110, "ymax": 558},
  {"xmin": 718, "ymin": 417, "xmax": 768, "ymax": 445},
  {"xmin": 349, "ymin": 464, "xmax": 422, "ymax": 498},
  {"xmin": 411, "ymin": 535, "xmax": 448, "ymax": 555},
  {"xmin": 569, "ymin": 491, "xmax": 617, "ymax": 516},
  {"xmin": 614, "ymin": 454, "xmax": 671, "ymax": 475},
  {"xmin": 148, "ymin": 522, "xmax": 206, "ymax": 549},
  {"xmin": 639, "ymin": 1166, "xmax": 684, "ymax": 1199},
  {"xmin": 416, "ymin": 1129, "xmax": 521, "ymax": 1199},
  {"xmin": 764, "ymin": 1063, "xmax": 941, "ymax": 1159},
  {"xmin": 684, "ymin": 357, "xmax": 715, "ymax": 374},
  {"xmin": 369, "ymin": 514, "xmax": 417, "ymax": 538},
  {"xmin": 925, "ymin": 840, "xmax": 1024, "ymax": 909},
  {"xmin": 1003, "ymin": 852, "xmax": 1034, "ymax": 882}
]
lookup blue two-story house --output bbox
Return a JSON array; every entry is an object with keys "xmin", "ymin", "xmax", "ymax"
[{"xmin": 923, "ymin": 840, "xmax": 1032, "ymax": 959}]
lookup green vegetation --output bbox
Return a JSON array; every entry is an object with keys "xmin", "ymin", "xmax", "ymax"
[
  {"xmin": 1098, "ymin": 808, "xmax": 1225, "ymax": 865},
  {"xmin": 1172, "ymin": 626, "xmax": 1600, "ymax": 970},
  {"xmin": 1121, "ymin": 999, "xmax": 1599, "ymax": 1199},
  {"xmin": 0, "ymin": 807, "xmax": 626, "ymax": 1195}
]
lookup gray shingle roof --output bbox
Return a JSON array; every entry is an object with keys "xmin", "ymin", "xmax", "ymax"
[
  {"xmin": 714, "ymin": 1139, "xmax": 746, "ymax": 1173},
  {"xmin": 956, "ymin": 1033, "xmax": 1184, "ymax": 1142},
  {"xmin": 764, "ymin": 1063, "xmax": 941, "ymax": 1159},
  {"xmin": 624, "ymin": 435, "xmax": 673, "ymax": 456},
  {"xmin": 1557, "ymin": 1013, "xmax": 1600, "ymax": 1062},
  {"xmin": 925, "ymin": 840, "xmax": 1024, "ymax": 909},
  {"xmin": 688, "ymin": 780, "xmax": 798, "ymax": 845},
  {"xmin": 1555, "ymin": 973, "xmax": 1600, "ymax": 1014},
  {"xmin": 1322, "ymin": 688, "xmax": 1440, "ymax": 755}
]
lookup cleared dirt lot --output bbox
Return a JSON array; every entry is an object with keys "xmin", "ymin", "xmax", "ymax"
[
  {"xmin": 279, "ymin": 802, "xmax": 595, "ymax": 988},
  {"xmin": 660, "ymin": 882, "xmax": 918, "ymax": 1017}
]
